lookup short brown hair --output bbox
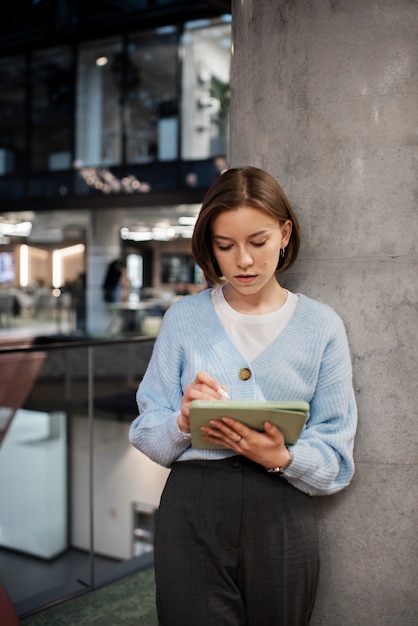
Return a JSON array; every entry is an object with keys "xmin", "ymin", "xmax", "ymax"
[{"xmin": 192, "ymin": 166, "xmax": 300, "ymax": 287}]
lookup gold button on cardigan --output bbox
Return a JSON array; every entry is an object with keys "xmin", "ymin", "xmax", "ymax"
[{"xmin": 239, "ymin": 368, "xmax": 251, "ymax": 381}]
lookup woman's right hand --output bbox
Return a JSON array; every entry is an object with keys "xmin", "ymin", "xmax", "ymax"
[{"xmin": 177, "ymin": 370, "xmax": 229, "ymax": 434}]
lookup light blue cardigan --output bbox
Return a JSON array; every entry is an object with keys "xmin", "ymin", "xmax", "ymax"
[{"xmin": 129, "ymin": 290, "xmax": 357, "ymax": 496}]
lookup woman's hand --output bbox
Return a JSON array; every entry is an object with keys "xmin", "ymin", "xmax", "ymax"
[
  {"xmin": 177, "ymin": 370, "xmax": 229, "ymax": 435},
  {"xmin": 201, "ymin": 417, "xmax": 291, "ymax": 469}
]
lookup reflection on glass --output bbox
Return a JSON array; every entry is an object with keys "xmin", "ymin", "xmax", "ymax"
[{"xmin": 0, "ymin": 56, "xmax": 26, "ymax": 175}]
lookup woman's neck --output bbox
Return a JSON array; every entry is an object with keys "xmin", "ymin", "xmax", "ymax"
[{"xmin": 222, "ymin": 281, "xmax": 288, "ymax": 315}]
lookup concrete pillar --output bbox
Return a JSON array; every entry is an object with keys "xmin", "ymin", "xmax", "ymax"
[
  {"xmin": 86, "ymin": 210, "xmax": 124, "ymax": 335},
  {"xmin": 230, "ymin": 1, "xmax": 417, "ymax": 624}
]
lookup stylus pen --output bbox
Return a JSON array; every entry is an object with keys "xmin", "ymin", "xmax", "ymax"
[{"xmin": 217, "ymin": 387, "xmax": 230, "ymax": 400}]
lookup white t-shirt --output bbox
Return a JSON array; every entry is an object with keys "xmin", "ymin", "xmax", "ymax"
[{"xmin": 211, "ymin": 286, "xmax": 299, "ymax": 362}]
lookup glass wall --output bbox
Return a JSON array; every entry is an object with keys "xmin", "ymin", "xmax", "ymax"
[
  {"xmin": 181, "ymin": 17, "xmax": 231, "ymax": 161},
  {"xmin": 126, "ymin": 27, "xmax": 179, "ymax": 163},
  {"xmin": 0, "ymin": 15, "xmax": 230, "ymax": 201},
  {"xmin": 0, "ymin": 55, "xmax": 26, "ymax": 176},
  {"xmin": 62, "ymin": 16, "xmax": 231, "ymax": 172},
  {"xmin": 30, "ymin": 47, "xmax": 74, "ymax": 172},
  {"xmin": 76, "ymin": 37, "xmax": 123, "ymax": 167},
  {"xmin": 0, "ymin": 337, "xmax": 166, "ymax": 618},
  {"xmin": 76, "ymin": 28, "xmax": 179, "ymax": 168}
]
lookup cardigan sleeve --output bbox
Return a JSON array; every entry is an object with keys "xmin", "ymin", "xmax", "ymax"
[
  {"xmin": 128, "ymin": 309, "xmax": 192, "ymax": 468},
  {"xmin": 283, "ymin": 315, "xmax": 357, "ymax": 496}
]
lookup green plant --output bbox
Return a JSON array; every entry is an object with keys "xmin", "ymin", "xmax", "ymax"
[{"xmin": 210, "ymin": 75, "xmax": 230, "ymax": 137}]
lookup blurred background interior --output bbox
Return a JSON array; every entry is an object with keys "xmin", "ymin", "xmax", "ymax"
[
  {"xmin": 0, "ymin": 0, "xmax": 231, "ymax": 620},
  {"xmin": 0, "ymin": 0, "xmax": 231, "ymax": 341}
]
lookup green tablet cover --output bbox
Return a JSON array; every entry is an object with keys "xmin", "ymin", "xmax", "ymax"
[{"xmin": 189, "ymin": 400, "xmax": 309, "ymax": 450}]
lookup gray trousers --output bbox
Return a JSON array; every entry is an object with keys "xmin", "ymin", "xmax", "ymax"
[{"xmin": 154, "ymin": 456, "xmax": 320, "ymax": 626}]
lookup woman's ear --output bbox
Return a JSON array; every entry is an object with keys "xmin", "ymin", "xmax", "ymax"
[{"xmin": 281, "ymin": 219, "xmax": 293, "ymax": 247}]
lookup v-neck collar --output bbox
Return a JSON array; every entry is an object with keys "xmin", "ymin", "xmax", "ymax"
[{"xmin": 193, "ymin": 289, "xmax": 305, "ymax": 366}]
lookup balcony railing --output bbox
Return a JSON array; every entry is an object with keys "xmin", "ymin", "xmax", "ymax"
[
  {"xmin": 0, "ymin": 335, "xmax": 168, "ymax": 619},
  {"xmin": 0, "ymin": 158, "xmax": 224, "ymax": 208}
]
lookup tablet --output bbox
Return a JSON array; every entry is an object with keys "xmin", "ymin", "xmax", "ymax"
[{"xmin": 189, "ymin": 400, "xmax": 309, "ymax": 450}]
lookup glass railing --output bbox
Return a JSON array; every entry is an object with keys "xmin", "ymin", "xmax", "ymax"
[
  {"xmin": 0, "ymin": 335, "xmax": 168, "ymax": 619},
  {"xmin": 0, "ymin": 158, "xmax": 225, "ymax": 202}
]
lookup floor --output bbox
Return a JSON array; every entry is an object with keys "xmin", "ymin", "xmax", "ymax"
[
  {"xmin": 0, "ymin": 546, "xmax": 120, "ymax": 604},
  {"xmin": 19, "ymin": 558, "xmax": 157, "ymax": 626}
]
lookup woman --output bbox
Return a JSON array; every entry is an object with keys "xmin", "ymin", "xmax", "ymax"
[{"xmin": 129, "ymin": 166, "xmax": 357, "ymax": 625}]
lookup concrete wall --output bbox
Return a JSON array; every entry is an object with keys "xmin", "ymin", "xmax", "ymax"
[{"xmin": 230, "ymin": 1, "xmax": 417, "ymax": 624}]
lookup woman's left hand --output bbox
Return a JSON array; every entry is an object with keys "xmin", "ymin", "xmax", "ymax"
[{"xmin": 200, "ymin": 417, "xmax": 291, "ymax": 469}]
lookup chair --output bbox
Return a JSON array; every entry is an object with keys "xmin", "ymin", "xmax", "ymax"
[{"xmin": 0, "ymin": 584, "xmax": 20, "ymax": 625}]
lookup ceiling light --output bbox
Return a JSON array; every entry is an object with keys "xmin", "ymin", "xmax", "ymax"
[
  {"xmin": 0, "ymin": 221, "xmax": 32, "ymax": 237},
  {"xmin": 178, "ymin": 216, "xmax": 197, "ymax": 226},
  {"xmin": 121, "ymin": 228, "xmax": 152, "ymax": 242}
]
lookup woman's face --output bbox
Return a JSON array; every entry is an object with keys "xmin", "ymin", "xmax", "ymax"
[{"xmin": 211, "ymin": 205, "xmax": 291, "ymax": 297}]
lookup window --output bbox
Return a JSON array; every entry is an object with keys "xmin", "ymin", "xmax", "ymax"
[
  {"xmin": 0, "ymin": 56, "xmax": 26, "ymax": 175},
  {"xmin": 126, "ymin": 28, "xmax": 178, "ymax": 163},
  {"xmin": 161, "ymin": 254, "xmax": 196, "ymax": 284},
  {"xmin": 181, "ymin": 17, "xmax": 231, "ymax": 160},
  {"xmin": 76, "ymin": 38, "xmax": 123, "ymax": 166},
  {"xmin": 30, "ymin": 47, "xmax": 74, "ymax": 172}
]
